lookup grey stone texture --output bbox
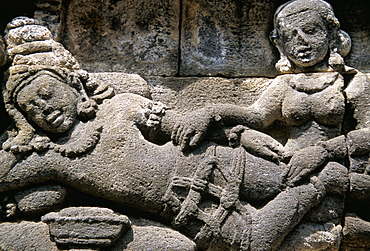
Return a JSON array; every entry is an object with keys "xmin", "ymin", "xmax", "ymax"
[
  {"xmin": 0, "ymin": 221, "xmax": 59, "ymax": 251},
  {"xmin": 63, "ymin": 0, "xmax": 180, "ymax": 76},
  {"xmin": 0, "ymin": 0, "xmax": 370, "ymax": 250},
  {"xmin": 15, "ymin": 185, "xmax": 67, "ymax": 214},
  {"xmin": 180, "ymin": 0, "xmax": 277, "ymax": 77},
  {"xmin": 6, "ymin": 0, "xmax": 366, "ymax": 77},
  {"xmin": 342, "ymin": 214, "xmax": 370, "ymax": 250},
  {"xmin": 42, "ymin": 207, "xmax": 131, "ymax": 246}
]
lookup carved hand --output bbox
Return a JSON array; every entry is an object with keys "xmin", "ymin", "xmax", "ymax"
[
  {"xmin": 229, "ymin": 125, "xmax": 284, "ymax": 161},
  {"xmin": 171, "ymin": 108, "xmax": 214, "ymax": 151},
  {"xmin": 2, "ymin": 131, "xmax": 34, "ymax": 153},
  {"xmin": 284, "ymin": 145, "xmax": 329, "ymax": 186}
]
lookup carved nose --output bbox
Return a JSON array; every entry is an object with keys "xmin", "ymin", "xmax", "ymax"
[
  {"xmin": 42, "ymin": 104, "xmax": 54, "ymax": 115},
  {"xmin": 295, "ymin": 30, "xmax": 309, "ymax": 45}
]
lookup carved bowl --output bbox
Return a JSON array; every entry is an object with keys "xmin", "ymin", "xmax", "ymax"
[{"xmin": 42, "ymin": 207, "xmax": 131, "ymax": 246}]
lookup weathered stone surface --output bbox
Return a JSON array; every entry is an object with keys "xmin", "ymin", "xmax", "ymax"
[
  {"xmin": 112, "ymin": 218, "xmax": 196, "ymax": 251},
  {"xmin": 279, "ymin": 222, "xmax": 342, "ymax": 251},
  {"xmin": 2, "ymin": 0, "xmax": 370, "ymax": 78},
  {"xmin": 349, "ymin": 173, "xmax": 370, "ymax": 202},
  {"xmin": 90, "ymin": 72, "xmax": 151, "ymax": 99},
  {"xmin": 346, "ymin": 31, "xmax": 370, "ymax": 73},
  {"xmin": 304, "ymin": 195, "xmax": 345, "ymax": 224},
  {"xmin": 0, "ymin": 0, "xmax": 370, "ymax": 250},
  {"xmin": 318, "ymin": 162, "xmax": 348, "ymax": 195},
  {"xmin": 0, "ymin": 217, "xmax": 195, "ymax": 251},
  {"xmin": 146, "ymin": 76, "xmax": 271, "ymax": 113},
  {"xmin": 342, "ymin": 214, "xmax": 370, "ymax": 250},
  {"xmin": 0, "ymin": 37, "xmax": 5, "ymax": 67},
  {"xmin": 0, "ymin": 221, "xmax": 59, "ymax": 251},
  {"xmin": 15, "ymin": 185, "xmax": 66, "ymax": 214},
  {"xmin": 180, "ymin": 0, "xmax": 278, "ymax": 77},
  {"xmin": 63, "ymin": 0, "xmax": 180, "ymax": 76}
]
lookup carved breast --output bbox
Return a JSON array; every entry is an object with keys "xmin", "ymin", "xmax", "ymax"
[{"xmin": 281, "ymin": 72, "xmax": 345, "ymax": 127}]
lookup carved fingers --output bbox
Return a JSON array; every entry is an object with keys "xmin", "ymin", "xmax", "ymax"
[
  {"xmin": 231, "ymin": 126, "xmax": 284, "ymax": 162},
  {"xmin": 3, "ymin": 133, "xmax": 51, "ymax": 154},
  {"xmin": 172, "ymin": 122, "xmax": 204, "ymax": 151},
  {"xmin": 284, "ymin": 145, "xmax": 329, "ymax": 186},
  {"xmin": 171, "ymin": 109, "xmax": 213, "ymax": 151}
]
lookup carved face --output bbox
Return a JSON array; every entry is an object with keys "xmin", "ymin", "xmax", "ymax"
[
  {"xmin": 17, "ymin": 74, "xmax": 78, "ymax": 133},
  {"xmin": 278, "ymin": 12, "xmax": 329, "ymax": 68}
]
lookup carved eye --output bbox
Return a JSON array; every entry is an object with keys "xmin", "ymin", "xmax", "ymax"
[
  {"xmin": 37, "ymin": 87, "xmax": 53, "ymax": 100},
  {"xmin": 302, "ymin": 27, "xmax": 318, "ymax": 35}
]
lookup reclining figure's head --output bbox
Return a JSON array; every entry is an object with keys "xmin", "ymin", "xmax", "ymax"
[
  {"xmin": 2, "ymin": 17, "xmax": 102, "ymax": 153},
  {"xmin": 12, "ymin": 70, "xmax": 82, "ymax": 134}
]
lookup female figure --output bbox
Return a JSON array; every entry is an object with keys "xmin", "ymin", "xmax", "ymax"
[
  {"xmin": 173, "ymin": 0, "xmax": 369, "ymax": 186},
  {"xmin": 171, "ymin": 0, "xmax": 370, "ymax": 248}
]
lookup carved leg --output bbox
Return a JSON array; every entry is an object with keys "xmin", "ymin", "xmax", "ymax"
[
  {"xmin": 250, "ymin": 181, "xmax": 325, "ymax": 251},
  {"xmin": 0, "ymin": 150, "xmax": 17, "ymax": 183}
]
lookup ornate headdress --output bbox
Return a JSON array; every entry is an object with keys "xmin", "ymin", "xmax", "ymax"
[{"xmin": 1, "ymin": 17, "xmax": 113, "ymax": 154}]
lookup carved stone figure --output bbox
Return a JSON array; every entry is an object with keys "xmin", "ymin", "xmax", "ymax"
[
  {"xmin": 0, "ymin": 0, "xmax": 369, "ymax": 250},
  {"xmin": 171, "ymin": 0, "xmax": 370, "ymax": 249}
]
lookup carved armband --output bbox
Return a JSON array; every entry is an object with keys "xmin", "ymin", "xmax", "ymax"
[
  {"xmin": 145, "ymin": 101, "xmax": 167, "ymax": 130},
  {"xmin": 228, "ymin": 125, "xmax": 250, "ymax": 148}
]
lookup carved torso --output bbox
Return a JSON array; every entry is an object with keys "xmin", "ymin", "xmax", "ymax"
[{"xmin": 281, "ymin": 72, "xmax": 345, "ymax": 127}]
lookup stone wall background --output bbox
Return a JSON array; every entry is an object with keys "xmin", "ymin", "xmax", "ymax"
[
  {"xmin": 0, "ymin": 0, "xmax": 369, "ymax": 129},
  {"xmin": 0, "ymin": 0, "xmax": 369, "ymax": 78}
]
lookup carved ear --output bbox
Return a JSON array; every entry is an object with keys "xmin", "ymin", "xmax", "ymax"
[
  {"xmin": 336, "ymin": 29, "xmax": 351, "ymax": 57},
  {"xmin": 328, "ymin": 49, "xmax": 345, "ymax": 72},
  {"xmin": 328, "ymin": 29, "xmax": 351, "ymax": 72},
  {"xmin": 269, "ymin": 29, "xmax": 279, "ymax": 48},
  {"xmin": 270, "ymin": 29, "xmax": 293, "ymax": 73}
]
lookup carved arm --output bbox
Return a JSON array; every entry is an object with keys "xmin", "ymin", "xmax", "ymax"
[{"xmin": 171, "ymin": 77, "xmax": 287, "ymax": 151}]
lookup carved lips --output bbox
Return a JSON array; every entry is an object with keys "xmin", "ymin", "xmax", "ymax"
[{"xmin": 46, "ymin": 110, "xmax": 64, "ymax": 127}]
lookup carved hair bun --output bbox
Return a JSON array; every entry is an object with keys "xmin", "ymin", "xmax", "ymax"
[{"xmin": 5, "ymin": 17, "xmax": 39, "ymax": 33}]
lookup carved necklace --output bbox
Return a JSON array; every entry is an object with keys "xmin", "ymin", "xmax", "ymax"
[
  {"xmin": 289, "ymin": 72, "xmax": 339, "ymax": 94},
  {"xmin": 50, "ymin": 120, "xmax": 102, "ymax": 158}
]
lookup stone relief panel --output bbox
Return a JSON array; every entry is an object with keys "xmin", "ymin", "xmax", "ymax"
[{"xmin": 0, "ymin": 0, "xmax": 369, "ymax": 251}]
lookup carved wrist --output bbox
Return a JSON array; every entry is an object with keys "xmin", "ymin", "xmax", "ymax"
[
  {"xmin": 208, "ymin": 106, "xmax": 222, "ymax": 123},
  {"xmin": 228, "ymin": 125, "xmax": 250, "ymax": 148},
  {"xmin": 146, "ymin": 101, "xmax": 167, "ymax": 130},
  {"xmin": 321, "ymin": 135, "xmax": 347, "ymax": 159}
]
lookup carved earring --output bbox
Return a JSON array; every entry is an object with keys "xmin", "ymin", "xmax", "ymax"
[
  {"xmin": 270, "ymin": 29, "xmax": 293, "ymax": 74},
  {"xmin": 77, "ymin": 95, "xmax": 97, "ymax": 121},
  {"xmin": 328, "ymin": 29, "xmax": 351, "ymax": 72},
  {"xmin": 328, "ymin": 48, "xmax": 345, "ymax": 72},
  {"xmin": 275, "ymin": 56, "xmax": 293, "ymax": 73}
]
